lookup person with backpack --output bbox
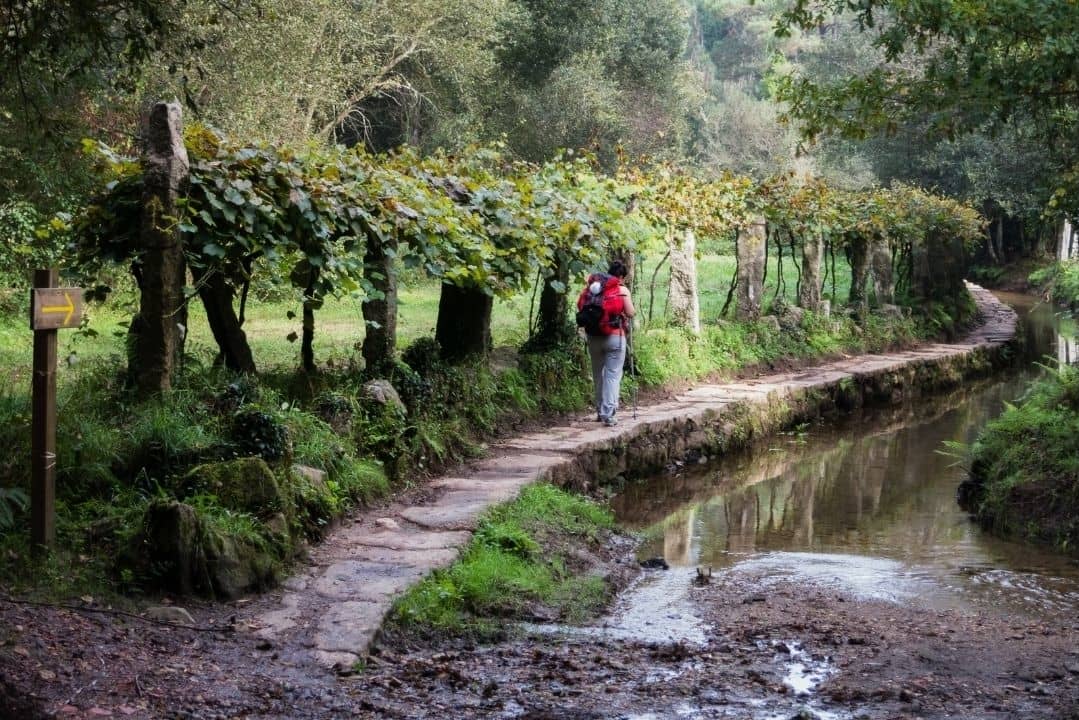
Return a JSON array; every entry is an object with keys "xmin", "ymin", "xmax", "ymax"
[{"xmin": 576, "ymin": 260, "xmax": 636, "ymax": 426}]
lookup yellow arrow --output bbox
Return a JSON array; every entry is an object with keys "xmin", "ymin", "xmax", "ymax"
[{"xmin": 41, "ymin": 292, "xmax": 75, "ymax": 325}]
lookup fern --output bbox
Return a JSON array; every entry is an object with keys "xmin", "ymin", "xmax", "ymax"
[{"xmin": 0, "ymin": 488, "xmax": 28, "ymax": 530}]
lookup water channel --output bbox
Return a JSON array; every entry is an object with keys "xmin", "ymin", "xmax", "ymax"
[{"xmin": 611, "ymin": 293, "xmax": 1079, "ymax": 626}]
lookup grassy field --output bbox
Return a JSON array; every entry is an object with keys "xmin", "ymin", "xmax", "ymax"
[{"xmin": 0, "ymin": 253, "xmax": 852, "ymax": 387}]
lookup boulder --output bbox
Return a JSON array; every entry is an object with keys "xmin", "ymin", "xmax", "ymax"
[
  {"xmin": 779, "ymin": 304, "xmax": 805, "ymax": 331},
  {"xmin": 362, "ymin": 379, "xmax": 406, "ymax": 414},
  {"xmin": 137, "ymin": 496, "xmax": 285, "ymax": 600},
  {"xmin": 879, "ymin": 304, "xmax": 905, "ymax": 320},
  {"xmin": 291, "ymin": 463, "xmax": 338, "ymax": 531},
  {"xmin": 141, "ymin": 500, "xmax": 202, "ymax": 596},
  {"xmin": 203, "ymin": 528, "xmax": 277, "ymax": 599},
  {"xmin": 293, "ymin": 463, "xmax": 328, "ymax": 487},
  {"xmin": 186, "ymin": 457, "xmax": 288, "ymax": 518}
]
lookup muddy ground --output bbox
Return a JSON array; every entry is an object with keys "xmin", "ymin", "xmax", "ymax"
[{"xmin": 3, "ymin": 552, "xmax": 1079, "ymax": 720}]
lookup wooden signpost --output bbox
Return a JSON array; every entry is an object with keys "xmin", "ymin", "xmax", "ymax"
[{"xmin": 29, "ymin": 269, "xmax": 84, "ymax": 549}]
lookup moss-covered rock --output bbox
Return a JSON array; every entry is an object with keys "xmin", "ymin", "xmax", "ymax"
[
  {"xmin": 290, "ymin": 464, "xmax": 338, "ymax": 537},
  {"xmin": 140, "ymin": 500, "xmax": 203, "ymax": 596},
  {"xmin": 185, "ymin": 457, "xmax": 289, "ymax": 519},
  {"xmin": 135, "ymin": 495, "xmax": 288, "ymax": 599},
  {"xmin": 202, "ymin": 526, "xmax": 279, "ymax": 599}
]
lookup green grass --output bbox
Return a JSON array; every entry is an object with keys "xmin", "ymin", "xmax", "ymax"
[
  {"xmin": 0, "ymin": 252, "xmax": 853, "ymax": 386},
  {"xmin": 969, "ymin": 365, "xmax": 1079, "ymax": 552},
  {"xmin": 1030, "ymin": 259, "xmax": 1079, "ymax": 309},
  {"xmin": 389, "ymin": 484, "xmax": 615, "ymax": 636}
]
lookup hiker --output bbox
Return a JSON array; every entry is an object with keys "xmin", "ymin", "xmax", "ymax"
[{"xmin": 577, "ymin": 260, "xmax": 635, "ymax": 426}]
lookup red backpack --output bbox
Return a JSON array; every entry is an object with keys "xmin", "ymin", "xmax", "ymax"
[{"xmin": 576, "ymin": 273, "xmax": 625, "ymax": 336}]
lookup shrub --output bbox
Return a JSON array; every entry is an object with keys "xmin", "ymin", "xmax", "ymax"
[{"xmin": 232, "ymin": 409, "xmax": 292, "ymax": 462}]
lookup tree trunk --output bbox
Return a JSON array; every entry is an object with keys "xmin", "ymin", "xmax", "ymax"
[
  {"xmin": 985, "ymin": 227, "xmax": 999, "ymax": 264},
  {"xmin": 847, "ymin": 234, "xmax": 870, "ymax": 319},
  {"xmin": 361, "ymin": 235, "xmax": 398, "ymax": 374},
  {"xmin": 869, "ymin": 234, "xmax": 895, "ymax": 306},
  {"xmin": 436, "ymin": 283, "xmax": 492, "ymax": 362},
  {"xmin": 133, "ymin": 102, "xmax": 190, "ymax": 393},
  {"xmin": 191, "ymin": 265, "xmax": 256, "ymax": 374},
  {"xmin": 993, "ymin": 217, "xmax": 1005, "ymax": 263},
  {"xmin": 532, "ymin": 258, "xmax": 574, "ymax": 350}
]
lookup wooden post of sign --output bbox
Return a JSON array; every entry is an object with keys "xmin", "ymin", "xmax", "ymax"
[{"xmin": 31, "ymin": 268, "xmax": 58, "ymax": 549}]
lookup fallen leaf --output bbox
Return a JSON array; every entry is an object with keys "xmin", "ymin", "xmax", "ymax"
[
  {"xmin": 39, "ymin": 669, "xmax": 56, "ymax": 681},
  {"xmin": 80, "ymin": 595, "xmax": 94, "ymax": 604},
  {"xmin": 118, "ymin": 706, "xmax": 138, "ymax": 716},
  {"xmin": 58, "ymin": 706, "xmax": 79, "ymax": 715},
  {"xmin": 12, "ymin": 646, "xmax": 29, "ymax": 657},
  {"xmin": 88, "ymin": 708, "xmax": 113, "ymax": 717}
]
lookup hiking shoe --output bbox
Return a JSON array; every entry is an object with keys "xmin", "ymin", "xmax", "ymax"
[{"xmin": 603, "ymin": 416, "xmax": 618, "ymax": 427}]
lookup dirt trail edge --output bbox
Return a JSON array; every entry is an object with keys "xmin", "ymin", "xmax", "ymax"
[{"xmin": 253, "ymin": 283, "xmax": 1017, "ymax": 670}]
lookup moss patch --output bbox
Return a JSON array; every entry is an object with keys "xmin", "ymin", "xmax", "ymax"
[
  {"xmin": 388, "ymin": 484, "xmax": 629, "ymax": 639},
  {"xmin": 184, "ymin": 457, "xmax": 288, "ymax": 518}
]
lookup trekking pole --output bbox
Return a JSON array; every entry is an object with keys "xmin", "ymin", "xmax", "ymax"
[{"xmin": 628, "ymin": 322, "xmax": 638, "ymax": 420}]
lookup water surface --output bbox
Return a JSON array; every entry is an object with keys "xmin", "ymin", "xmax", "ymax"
[{"xmin": 614, "ymin": 295, "xmax": 1079, "ymax": 620}]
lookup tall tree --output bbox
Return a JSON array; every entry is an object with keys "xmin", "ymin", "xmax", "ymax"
[
  {"xmin": 774, "ymin": 0, "xmax": 1079, "ymax": 212},
  {"xmin": 142, "ymin": 0, "xmax": 507, "ymax": 148},
  {"xmin": 492, "ymin": 0, "xmax": 696, "ymax": 164}
]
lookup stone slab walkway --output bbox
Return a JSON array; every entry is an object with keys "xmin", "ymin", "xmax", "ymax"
[{"xmin": 252, "ymin": 283, "xmax": 1017, "ymax": 670}]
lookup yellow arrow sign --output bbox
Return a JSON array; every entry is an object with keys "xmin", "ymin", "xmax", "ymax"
[
  {"xmin": 31, "ymin": 288, "xmax": 85, "ymax": 331},
  {"xmin": 40, "ymin": 292, "xmax": 76, "ymax": 325}
]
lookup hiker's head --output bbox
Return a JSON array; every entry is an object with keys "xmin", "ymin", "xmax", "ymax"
[{"xmin": 608, "ymin": 260, "xmax": 628, "ymax": 279}]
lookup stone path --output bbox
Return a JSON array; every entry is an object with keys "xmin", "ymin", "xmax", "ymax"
[{"xmin": 253, "ymin": 284, "xmax": 1017, "ymax": 670}]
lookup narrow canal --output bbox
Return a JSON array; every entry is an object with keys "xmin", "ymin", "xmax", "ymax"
[{"xmin": 612, "ymin": 293, "xmax": 1079, "ymax": 626}]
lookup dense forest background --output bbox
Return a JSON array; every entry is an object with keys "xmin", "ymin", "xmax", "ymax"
[{"xmin": 1, "ymin": 0, "xmax": 1068, "ymax": 245}]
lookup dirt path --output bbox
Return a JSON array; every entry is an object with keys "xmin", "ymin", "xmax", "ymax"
[
  {"xmin": 1, "ymin": 284, "xmax": 1043, "ymax": 719},
  {"xmin": 350, "ymin": 567, "xmax": 1079, "ymax": 720}
]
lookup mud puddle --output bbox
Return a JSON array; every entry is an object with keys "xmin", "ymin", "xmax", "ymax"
[{"xmin": 521, "ymin": 568, "xmax": 708, "ymax": 647}]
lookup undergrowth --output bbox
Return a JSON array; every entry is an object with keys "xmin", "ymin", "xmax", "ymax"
[
  {"xmin": 1030, "ymin": 260, "xmax": 1079, "ymax": 309},
  {"xmin": 968, "ymin": 364, "xmax": 1079, "ymax": 552},
  {"xmin": 388, "ymin": 484, "xmax": 615, "ymax": 638}
]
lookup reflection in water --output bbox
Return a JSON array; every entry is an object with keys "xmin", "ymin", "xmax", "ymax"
[{"xmin": 615, "ymin": 295, "xmax": 1079, "ymax": 620}]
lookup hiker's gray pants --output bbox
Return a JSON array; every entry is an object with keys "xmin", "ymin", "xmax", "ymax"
[{"xmin": 587, "ymin": 334, "xmax": 626, "ymax": 420}]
